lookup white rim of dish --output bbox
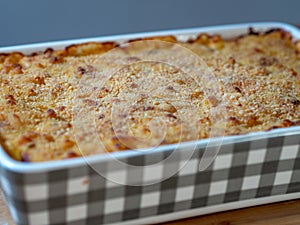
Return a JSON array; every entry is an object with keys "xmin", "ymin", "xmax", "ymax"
[{"xmin": 0, "ymin": 22, "xmax": 299, "ymax": 173}]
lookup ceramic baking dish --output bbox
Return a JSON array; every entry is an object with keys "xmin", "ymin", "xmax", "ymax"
[{"xmin": 0, "ymin": 22, "xmax": 300, "ymax": 225}]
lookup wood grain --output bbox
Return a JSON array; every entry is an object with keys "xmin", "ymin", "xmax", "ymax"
[
  {"xmin": 163, "ymin": 199, "xmax": 300, "ymax": 225},
  {"xmin": 1, "ymin": 193, "xmax": 300, "ymax": 225},
  {"xmin": 0, "ymin": 192, "xmax": 14, "ymax": 225}
]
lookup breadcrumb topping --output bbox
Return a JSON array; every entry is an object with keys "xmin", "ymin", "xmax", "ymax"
[{"xmin": 0, "ymin": 29, "xmax": 299, "ymax": 162}]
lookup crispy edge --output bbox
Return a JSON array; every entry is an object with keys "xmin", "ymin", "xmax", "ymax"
[{"xmin": 0, "ymin": 29, "xmax": 294, "ymax": 61}]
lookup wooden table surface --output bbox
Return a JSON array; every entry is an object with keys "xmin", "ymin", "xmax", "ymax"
[{"xmin": 1, "ymin": 193, "xmax": 300, "ymax": 225}]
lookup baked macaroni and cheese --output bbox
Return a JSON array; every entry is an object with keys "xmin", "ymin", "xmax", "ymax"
[{"xmin": 0, "ymin": 29, "xmax": 299, "ymax": 162}]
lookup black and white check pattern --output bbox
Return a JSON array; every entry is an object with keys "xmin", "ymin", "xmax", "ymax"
[{"xmin": 1, "ymin": 133, "xmax": 300, "ymax": 225}]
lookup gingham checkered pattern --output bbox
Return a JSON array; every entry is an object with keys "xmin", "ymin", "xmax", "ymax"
[{"xmin": 1, "ymin": 133, "xmax": 300, "ymax": 225}]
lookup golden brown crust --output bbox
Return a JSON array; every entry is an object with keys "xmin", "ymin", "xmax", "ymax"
[
  {"xmin": 64, "ymin": 42, "xmax": 118, "ymax": 57},
  {"xmin": 0, "ymin": 28, "xmax": 299, "ymax": 162},
  {"xmin": 128, "ymin": 35, "xmax": 177, "ymax": 43}
]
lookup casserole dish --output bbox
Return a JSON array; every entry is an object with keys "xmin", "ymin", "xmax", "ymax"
[{"xmin": 0, "ymin": 22, "xmax": 300, "ymax": 225}]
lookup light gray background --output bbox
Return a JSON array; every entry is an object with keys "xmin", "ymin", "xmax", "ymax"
[{"xmin": 0, "ymin": 0, "xmax": 299, "ymax": 47}]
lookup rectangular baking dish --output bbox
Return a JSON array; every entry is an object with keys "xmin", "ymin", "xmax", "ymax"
[{"xmin": 0, "ymin": 22, "xmax": 300, "ymax": 225}]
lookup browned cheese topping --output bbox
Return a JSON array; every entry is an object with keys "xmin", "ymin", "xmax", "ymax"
[{"xmin": 0, "ymin": 30, "xmax": 299, "ymax": 162}]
